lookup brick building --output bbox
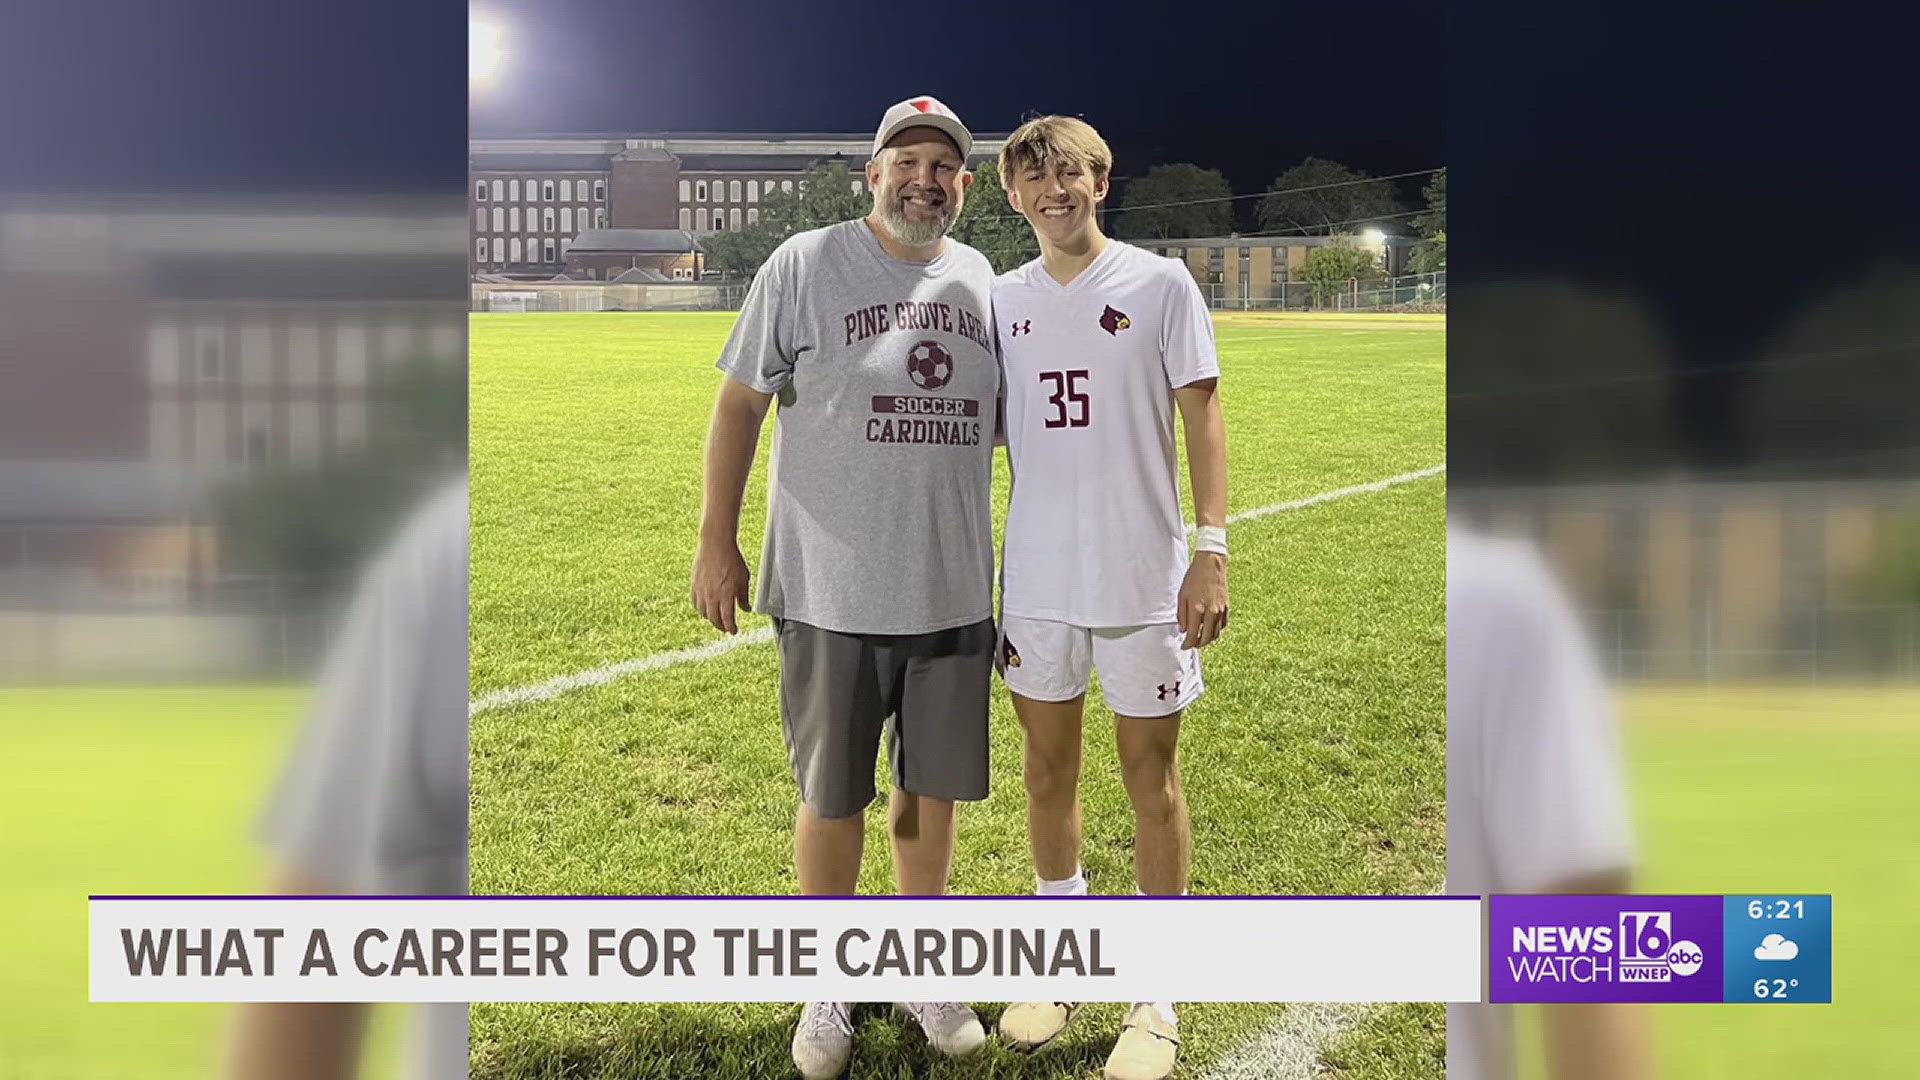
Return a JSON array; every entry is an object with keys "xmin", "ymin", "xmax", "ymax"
[{"xmin": 469, "ymin": 133, "xmax": 1008, "ymax": 279}]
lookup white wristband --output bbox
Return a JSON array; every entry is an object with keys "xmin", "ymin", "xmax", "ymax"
[{"xmin": 1194, "ymin": 525, "xmax": 1227, "ymax": 557}]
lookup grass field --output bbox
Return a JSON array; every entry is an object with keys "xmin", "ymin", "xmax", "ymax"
[
  {"xmin": 0, "ymin": 686, "xmax": 402, "ymax": 1080},
  {"xmin": 468, "ymin": 310, "xmax": 1448, "ymax": 1078}
]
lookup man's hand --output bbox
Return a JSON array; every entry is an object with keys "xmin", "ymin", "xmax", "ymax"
[
  {"xmin": 690, "ymin": 540, "xmax": 753, "ymax": 634},
  {"xmin": 1176, "ymin": 551, "xmax": 1228, "ymax": 649}
]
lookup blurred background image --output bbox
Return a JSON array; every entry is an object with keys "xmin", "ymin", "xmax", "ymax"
[
  {"xmin": 0, "ymin": 2, "xmax": 469, "ymax": 1078},
  {"xmin": 1448, "ymin": 6, "xmax": 1917, "ymax": 1079}
]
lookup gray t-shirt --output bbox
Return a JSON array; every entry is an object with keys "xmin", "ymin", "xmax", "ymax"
[{"xmin": 716, "ymin": 218, "xmax": 999, "ymax": 635}]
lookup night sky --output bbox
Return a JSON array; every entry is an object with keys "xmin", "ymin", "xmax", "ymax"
[{"xmin": 465, "ymin": 0, "xmax": 1446, "ymax": 201}]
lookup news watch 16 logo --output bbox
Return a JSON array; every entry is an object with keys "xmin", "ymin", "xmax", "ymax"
[{"xmin": 1507, "ymin": 909, "xmax": 1701, "ymax": 985}]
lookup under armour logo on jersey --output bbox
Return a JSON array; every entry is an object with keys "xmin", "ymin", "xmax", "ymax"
[
  {"xmin": 1100, "ymin": 305, "xmax": 1131, "ymax": 335},
  {"xmin": 1010, "ymin": 320, "xmax": 1032, "ymax": 337},
  {"xmin": 1157, "ymin": 680, "xmax": 1180, "ymax": 700}
]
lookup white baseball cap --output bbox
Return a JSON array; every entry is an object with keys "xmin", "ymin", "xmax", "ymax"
[{"xmin": 871, "ymin": 96, "xmax": 972, "ymax": 160}]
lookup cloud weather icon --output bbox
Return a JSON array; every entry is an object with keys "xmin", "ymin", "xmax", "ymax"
[{"xmin": 1754, "ymin": 934, "xmax": 1800, "ymax": 961}]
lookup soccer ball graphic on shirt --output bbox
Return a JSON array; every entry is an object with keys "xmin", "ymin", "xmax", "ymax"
[{"xmin": 905, "ymin": 339, "xmax": 954, "ymax": 391}]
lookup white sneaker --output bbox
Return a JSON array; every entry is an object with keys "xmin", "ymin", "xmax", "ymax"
[
  {"xmin": 895, "ymin": 1001, "xmax": 988, "ymax": 1057},
  {"xmin": 791, "ymin": 1001, "xmax": 854, "ymax": 1079}
]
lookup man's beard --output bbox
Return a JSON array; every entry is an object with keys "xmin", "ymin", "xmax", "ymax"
[{"xmin": 876, "ymin": 185, "xmax": 956, "ymax": 248}]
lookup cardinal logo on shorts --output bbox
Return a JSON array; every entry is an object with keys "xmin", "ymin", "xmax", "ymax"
[
  {"xmin": 1099, "ymin": 305, "xmax": 1131, "ymax": 335},
  {"xmin": 1003, "ymin": 637, "xmax": 1023, "ymax": 668}
]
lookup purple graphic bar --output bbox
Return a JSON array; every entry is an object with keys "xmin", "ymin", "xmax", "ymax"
[{"xmin": 1490, "ymin": 895, "xmax": 1724, "ymax": 1003}]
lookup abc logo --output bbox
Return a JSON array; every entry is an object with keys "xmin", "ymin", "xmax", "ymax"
[{"xmin": 1666, "ymin": 941, "xmax": 1704, "ymax": 977}]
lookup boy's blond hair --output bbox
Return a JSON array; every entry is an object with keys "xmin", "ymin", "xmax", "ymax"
[{"xmin": 998, "ymin": 115, "xmax": 1113, "ymax": 185}]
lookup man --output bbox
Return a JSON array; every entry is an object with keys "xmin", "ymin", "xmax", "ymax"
[
  {"xmin": 226, "ymin": 477, "xmax": 470, "ymax": 1079},
  {"xmin": 987, "ymin": 115, "xmax": 1230, "ymax": 1080},
  {"xmin": 688, "ymin": 96, "xmax": 998, "ymax": 1079},
  {"xmin": 1446, "ymin": 523, "xmax": 1652, "ymax": 1080}
]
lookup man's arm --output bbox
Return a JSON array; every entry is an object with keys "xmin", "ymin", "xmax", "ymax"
[
  {"xmin": 222, "ymin": 872, "xmax": 369, "ymax": 1080},
  {"xmin": 691, "ymin": 376, "xmax": 775, "ymax": 634},
  {"xmin": 1541, "ymin": 868, "xmax": 1653, "ymax": 1080},
  {"xmin": 1174, "ymin": 377, "xmax": 1228, "ymax": 649}
]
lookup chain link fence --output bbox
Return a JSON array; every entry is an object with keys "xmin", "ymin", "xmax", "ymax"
[{"xmin": 1197, "ymin": 270, "xmax": 1446, "ymax": 312}]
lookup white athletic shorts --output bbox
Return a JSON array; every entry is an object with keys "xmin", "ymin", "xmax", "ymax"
[{"xmin": 997, "ymin": 614, "xmax": 1203, "ymax": 718}]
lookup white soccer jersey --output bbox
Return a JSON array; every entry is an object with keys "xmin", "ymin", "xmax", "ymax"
[{"xmin": 995, "ymin": 240, "xmax": 1220, "ymax": 627}]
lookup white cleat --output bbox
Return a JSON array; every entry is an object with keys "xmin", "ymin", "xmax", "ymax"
[
  {"xmin": 791, "ymin": 1000, "xmax": 854, "ymax": 1079},
  {"xmin": 895, "ymin": 1001, "xmax": 988, "ymax": 1057}
]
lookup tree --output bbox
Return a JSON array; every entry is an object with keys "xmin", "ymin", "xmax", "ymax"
[
  {"xmin": 1300, "ymin": 236, "xmax": 1383, "ymax": 307},
  {"xmin": 1110, "ymin": 163, "xmax": 1233, "ymax": 240},
  {"xmin": 949, "ymin": 158, "xmax": 1039, "ymax": 274},
  {"xmin": 703, "ymin": 161, "xmax": 871, "ymax": 277},
  {"xmin": 214, "ymin": 357, "xmax": 465, "ymax": 600},
  {"xmin": 1410, "ymin": 169, "xmax": 1446, "ymax": 273},
  {"xmin": 1256, "ymin": 157, "xmax": 1406, "ymax": 236}
]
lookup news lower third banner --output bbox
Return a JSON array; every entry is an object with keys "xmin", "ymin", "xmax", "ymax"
[
  {"xmin": 92, "ymin": 896, "xmax": 1481, "ymax": 1003},
  {"xmin": 90, "ymin": 894, "xmax": 1832, "ymax": 1004}
]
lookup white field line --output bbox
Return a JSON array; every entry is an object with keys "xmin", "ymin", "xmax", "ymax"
[
  {"xmin": 1197, "ymin": 1001, "xmax": 1375, "ymax": 1080},
  {"xmin": 471, "ymin": 463, "xmax": 1444, "ymax": 716},
  {"xmin": 469, "ymin": 626, "xmax": 774, "ymax": 716}
]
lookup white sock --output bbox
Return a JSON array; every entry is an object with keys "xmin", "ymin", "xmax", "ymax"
[
  {"xmin": 1037, "ymin": 867, "xmax": 1088, "ymax": 896},
  {"xmin": 1130, "ymin": 1000, "xmax": 1179, "ymax": 1026}
]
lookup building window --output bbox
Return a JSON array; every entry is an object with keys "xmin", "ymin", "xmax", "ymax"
[
  {"xmin": 696, "ymin": 180, "xmax": 708, "ymax": 201},
  {"xmin": 509, "ymin": 207, "xmax": 519, "ymax": 232},
  {"xmin": 1166, "ymin": 247, "xmax": 1183, "ymax": 260},
  {"xmin": 493, "ymin": 236, "xmax": 505, "ymax": 265},
  {"xmin": 679, "ymin": 208, "xmax": 691, "ymax": 230},
  {"xmin": 508, "ymin": 179, "xmax": 519, "ymax": 201},
  {"xmin": 543, "ymin": 208, "xmax": 555, "ymax": 232},
  {"xmin": 765, "ymin": 180, "xmax": 777, "ymax": 195},
  {"xmin": 713, "ymin": 213, "xmax": 726, "ymax": 233},
  {"xmin": 730, "ymin": 208, "xmax": 742, "ymax": 229},
  {"xmin": 475, "ymin": 208, "xmax": 486, "ymax": 230},
  {"xmin": 851, "ymin": 179, "xmax": 861, "ymax": 193},
  {"xmin": 560, "ymin": 238, "xmax": 571, "ymax": 258},
  {"xmin": 543, "ymin": 239, "xmax": 555, "ymax": 262},
  {"xmin": 476, "ymin": 237, "xmax": 488, "ymax": 262},
  {"xmin": 679, "ymin": 179, "xmax": 690, "ymax": 201},
  {"xmin": 730, "ymin": 180, "xmax": 742, "ymax": 202},
  {"xmin": 1208, "ymin": 248, "xmax": 1223, "ymax": 271},
  {"xmin": 491, "ymin": 207, "xmax": 504, "ymax": 232},
  {"xmin": 542, "ymin": 180, "xmax": 555, "ymax": 201},
  {"xmin": 594, "ymin": 180, "xmax": 606, "ymax": 201},
  {"xmin": 696, "ymin": 208, "xmax": 708, "ymax": 231},
  {"xmin": 1240, "ymin": 246, "xmax": 1251, "ymax": 260},
  {"xmin": 747, "ymin": 208, "xmax": 758, "ymax": 225},
  {"xmin": 595, "ymin": 208, "xmax": 606, "ymax": 228},
  {"xmin": 475, "ymin": 180, "xmax": 487, "ymax": 201},
  {"xmin": 510, "ymin": 237, "xmax": 522, "ymax": 263},
  {"xmin": 561, "ymin": 207, "xmax": 572, "ymax": 232},
  {"xmin": 491, "ymin": 180, "xmax": 504, "ymax": 201},
  {"xmin": 782, "ymin": 180, "xmax": 793, "ymax": 193},
  {"xmin": 747, "ymin": 183, "xmax": 758, "ymax": 204}
]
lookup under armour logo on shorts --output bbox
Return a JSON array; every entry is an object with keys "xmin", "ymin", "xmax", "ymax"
[
  {"xmin": 1157, "ymin": 680, "xmax": 1180, "ymax": 700},
  {"xmin": 1010, "ymin": 320, "xmax": 1032, "ymax": 337}
]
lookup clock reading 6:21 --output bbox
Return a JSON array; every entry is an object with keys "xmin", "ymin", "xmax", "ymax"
[{"xmin": 1747, "ymin": 899, "xmax": 1805, "ymax": 920}]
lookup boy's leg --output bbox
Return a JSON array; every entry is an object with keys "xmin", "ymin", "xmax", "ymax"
[
  {"xmin": 1114, "ymin": 711, "xmax": 1189, "ymax": 896},
  {"xmin": 795, "ymin": 805, "xmax": 865, "ymax": 895},
  {"xmin": 1012, "ymin": 691, "xmax": 1087, "ymax": 884}
]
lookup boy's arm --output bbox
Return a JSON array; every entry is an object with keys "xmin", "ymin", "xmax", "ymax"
[{"xmin": 1175, "ymin": 377, "xmax": 1228, "ymax": 649}]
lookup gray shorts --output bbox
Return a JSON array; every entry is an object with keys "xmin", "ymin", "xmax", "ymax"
[{"xmin": 774, "ymin": 617, "xmax": 994, "ymax": 819}]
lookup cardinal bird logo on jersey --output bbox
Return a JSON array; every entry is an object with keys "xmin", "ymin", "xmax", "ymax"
[{"xmin": 1099, "ymin": 305, "xmax": 1131, "ymax": 335}]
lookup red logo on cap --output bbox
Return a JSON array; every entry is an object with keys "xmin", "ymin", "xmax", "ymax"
[{"xmin": 910, "ymin": 98, "xmax": 935, "ymax": 113}]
